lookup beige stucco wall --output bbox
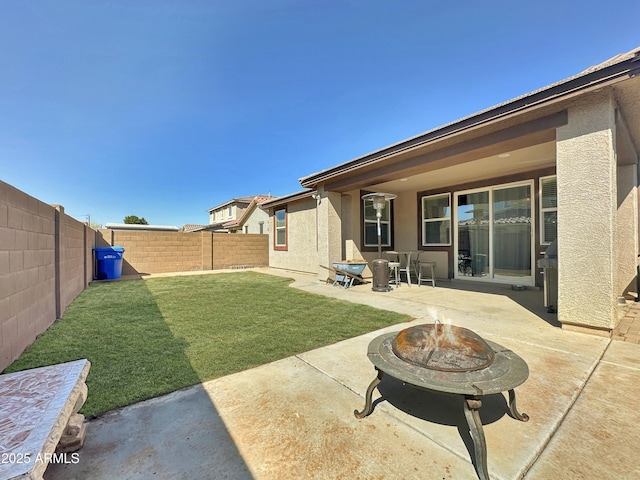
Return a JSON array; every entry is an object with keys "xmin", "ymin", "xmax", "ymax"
[
  {"xmin": 556, "ymin": 91, "xmax": 618, "ymax": 331},
  {"xmin": 242, "ymin": 206, "xmax": 270, "ymax": 234},
  {"xmin": 616, "ymin": 163, "xmax": 638, "ymax": 297},
  {"xmin": 615, "ymin": 110, "xmax": 639, "ymax": 298},
  {"xmin": 316, "ymin": 189, "xmax": 342, "ymax": 280},
  {"xmin": 393, "ymin": 191, "xmax": 418, "ymax": 251},
  {"xmin": 209, "ymin": 203, "xmax": 246, "ymax": 224},
  {"xmin": 268, "ymin": 196, "xmax": 318, "ymax": 274},
  {"xmin": 342, "ymin": 189, "xmax": 363, "ymax": 261},
  {"xmin": 339, "ymin": 189, "xmax": 450, "ymax": 279},
  {"xmin": 337, "ymin": 189, "xmax": 450, "ymax": 279}
]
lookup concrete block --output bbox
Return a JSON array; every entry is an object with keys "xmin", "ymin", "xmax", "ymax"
[
  {"xmin": 0, "ymin": 205, "xmax": 7, "ymax": 227},
  {"xmin": 9, "ymin": 251, "xmax": 24, "ymax": 273},
  {"xmin": 7, "ymin": 205, "xmax": 24, "ymax": 229},
  {"xmin": 0, "ymin": 227, "xmax": 16, "ymax": 250},
  {"xmin": 23, "ymin": 250, "xmax": 38, "ymax": 270},
  {"xmin": 0, "ymin": 251, "xmax": 9, "ymax": 276},
  {"xmin": 27, "ymin": 231, "xmax": 39, "ymax": 250},
  {"xmin": 0, "ymin": 297, "xmax": 9, "ymax": 324},
  {"xmin": 15, "ymin": 229, "xmax": 28, "ymax": 250},
  {"xmin": 27, "ymin": 195, "xmax": 41, "ymax": 215}
]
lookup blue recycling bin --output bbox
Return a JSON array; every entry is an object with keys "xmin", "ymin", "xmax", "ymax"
[{"xmin": 94, "ymin": 246, "xmax": 125, "ymax": 280}]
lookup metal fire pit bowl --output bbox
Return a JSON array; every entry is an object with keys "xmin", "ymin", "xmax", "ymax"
[
  {"xmin": 354, "ymin": 326, "xmax": 529, "ymax": 480},
  {"xmin": 392, "ymin": 323, "xmax": 495, "ymax": 372}
]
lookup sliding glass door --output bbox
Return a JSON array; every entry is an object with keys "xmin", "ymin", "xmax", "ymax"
[
  {"xmin": 455, "ymin": 181, "xmax": 533, "ymax": 284},
  {"xmin": 457, "ymin": 191, "xmax": 490, "ymax": 277}
]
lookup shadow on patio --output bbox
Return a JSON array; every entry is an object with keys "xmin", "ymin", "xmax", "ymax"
[{"xmin": 433, "ymin": 279, "xmax": 560, "ymax": 328}]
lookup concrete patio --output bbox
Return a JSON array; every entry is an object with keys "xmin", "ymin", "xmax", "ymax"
[{"xmin": 43, "ymin": 268, "xmax": 640, "ymax": 479}]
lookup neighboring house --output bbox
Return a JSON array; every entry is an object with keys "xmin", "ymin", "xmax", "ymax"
[
  {"xmin": 223, "ymin": 195, "xmax": 275, "ymax": 233},
  {"xmin": 261, "ymin": 46, "xmax": 640, "ymax": 337},
  {"xmin": 207, "ymin": 196, "xmax": 255, "ymax": 232},
  {"xmin": 186, "ymin": 195, "xmax": 272, "ymax": 233}
]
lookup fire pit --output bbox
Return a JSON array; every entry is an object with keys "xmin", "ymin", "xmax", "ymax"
[{"xmin": 354, "ymin": 322, "xmax": 529, "ymax": 480}]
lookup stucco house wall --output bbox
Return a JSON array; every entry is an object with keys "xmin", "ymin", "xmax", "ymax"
[
  {"xmin": 240, "ymin": 206, "xmax": 270, "ymax": 234},
  {"xmin": 264, "ymin": 47, "xmax": 640, "ymax": 335},
  {"xmin": 268, "ymin": 195, "xmax": 318, "ymax": 274},
  {"xmin": 556, "ymin": 92, "xmax": 618, "ymax": 332},
  {"xmin": 615, "ymin": 112, "xmax": 639, "ymax": 298}
]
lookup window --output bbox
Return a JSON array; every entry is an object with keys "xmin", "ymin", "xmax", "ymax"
[
  {"xmin": 363, "ymin": 197, "xmax": 392, "ymax": 247},
  {"xmin": 274, "ymin": 208, "xmax": 287, "ymax": 250},
  {"xmin": 227, "ymin": 206, "xmax": 233, "ymax": 219},
  {"xmin": 422, "ymin": 193, "xmax": 451, "ymax": 245},
  {"xmin": 540, "ymin": 176, "xmax": 557, "ymax": 244}
]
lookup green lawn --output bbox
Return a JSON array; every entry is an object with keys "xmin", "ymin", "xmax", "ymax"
[{"xmin": 3, "ymin": 271, "xmax": 408, "ymax": 417}]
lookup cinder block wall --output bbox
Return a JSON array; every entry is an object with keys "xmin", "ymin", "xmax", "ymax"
[
  {"xmin": 0, "ymin": 181, "xmax": 94, "ymax": 371},
  {"xmin": 213, "ymin": 234, "xmax": 269, "ymax": 269},
  {"xmin": 97, "ymin": 230, "xmax": 268, "ymax": 275},
  {"xmin": 59, "ymin": 212, "xmax": 93, "ymax": 313}
]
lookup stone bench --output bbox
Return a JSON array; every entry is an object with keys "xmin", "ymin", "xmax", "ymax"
[{"xmin": 0, "ymin": 359, "xmax": 90, "ymax": 480}]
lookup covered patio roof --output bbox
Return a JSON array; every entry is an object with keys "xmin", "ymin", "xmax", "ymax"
[{"xmin": 299, "ymin": 46, "xmax": 640, "ymax": 193}]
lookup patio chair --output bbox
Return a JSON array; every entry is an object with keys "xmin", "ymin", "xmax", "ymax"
[
  {"xmin": 413, "ymin": 251, "xmax": 436, "ymax": 287},
  {"xmin": 385, "ymin": 251, "xmax": 401, "ymax": 287},
  {"xmin": 397, "ymin": 251, "xmax": 413, "ymax": 286}
]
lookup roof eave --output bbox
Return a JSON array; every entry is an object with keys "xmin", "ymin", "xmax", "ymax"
[
  {"xmin": 300, "ymin": 49, "xmax": 640, "ymax": 189},
  {"xmin": 260, "ymin": 190, "xmax": 316, "ymax": 209}
]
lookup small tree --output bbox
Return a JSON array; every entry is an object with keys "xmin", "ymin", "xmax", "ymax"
[{"xmin": 124, "ymin": 215, "xmax": 148, "ymax": 225}]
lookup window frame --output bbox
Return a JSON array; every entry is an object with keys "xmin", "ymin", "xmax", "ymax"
[
  {"xmin": 274, "ymin": 208, "xmax": 288, "ymax": 251},
  {"xmin": 539, "ymin": 175, "xmax": 557, "ymax": 245},
  {"xmin": 421, "ymin": 193, "xmax": 452, "ymax": 246},
  {"xmin": 361, "ymin": 193, "xmax": 394, "ymax": 251}
]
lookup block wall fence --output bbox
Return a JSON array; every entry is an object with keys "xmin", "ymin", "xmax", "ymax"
[
  {"xmin": 1, "ymin": 181, "xmax": 94, "ymax": 371},
  {"xmin": 96, "ymin": 229, "xmax": 269, "ymax": 275},
  {"xmin": 1, "ymin": 180, "xmax": 270, "ymax": 372}
]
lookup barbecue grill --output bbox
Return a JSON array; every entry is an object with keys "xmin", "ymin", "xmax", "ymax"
[{"xmin": 537, "ymin": 239, "xmax": 558, "ymax": 313}]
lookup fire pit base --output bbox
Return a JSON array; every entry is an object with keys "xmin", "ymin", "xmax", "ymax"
[{"xmin": 354, "ymin": 331, "xmax": 529, "ymax": 480}]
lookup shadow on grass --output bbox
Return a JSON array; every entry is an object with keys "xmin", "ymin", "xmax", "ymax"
[
  {"xmin": 4, "ymin": 278, "xmax": 254, "ymax": 480},
  {"xmin": 6, "ymin": 271, "xmax": 408, "ymax": 480}
]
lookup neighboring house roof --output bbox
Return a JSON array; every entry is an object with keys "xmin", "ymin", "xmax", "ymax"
[
  {"xmin": 105, "ymin": 223, "xmax": 180, "ymax": 231},
  {"xmin": 299, "ymin": 46, "xmax": 640, "ymax": 189},
  {"xmin": 182, "ymin": 224, "xmax": 209, "ymax": 232},
  {"xmin": 222, "ymin": 195, "xmax": 276, "ymax": 229},
  {"xmin": 191, "ymin": 222, "xmax": 230, "ymax": 232},
  {"xmin": 207, "ymin": 195, "xmax": 265, "ymax": 213},
  {"xmin": 260, "ymin": 190, "xmax": 316, "ymax": 209}
]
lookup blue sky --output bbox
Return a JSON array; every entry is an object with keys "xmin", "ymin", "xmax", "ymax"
[{"xmin": 1, "ymin": 1, "xmax": 638, "ymax": 227}]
